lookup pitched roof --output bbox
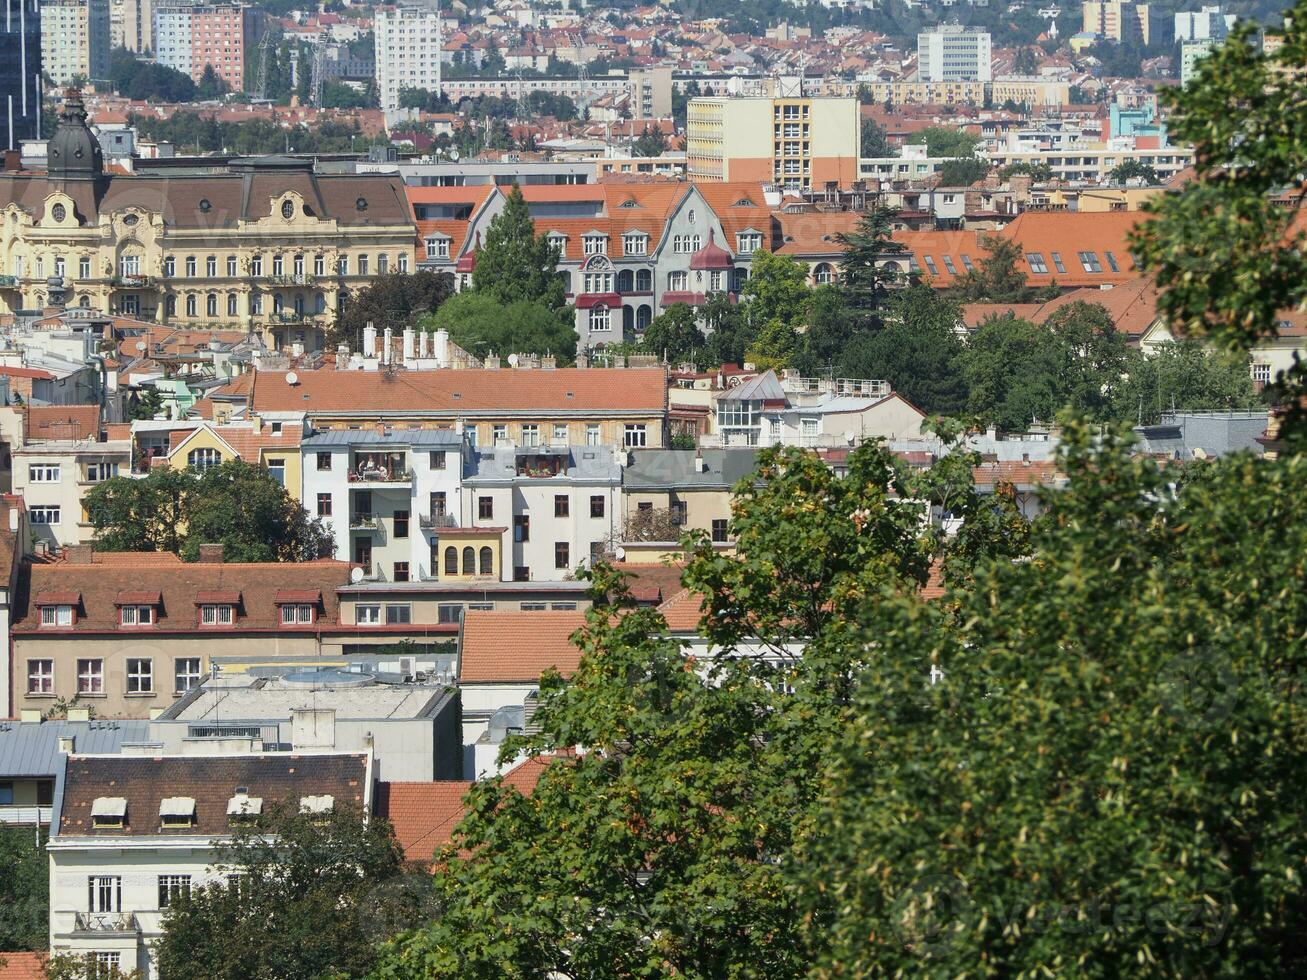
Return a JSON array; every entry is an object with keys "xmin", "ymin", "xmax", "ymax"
[
  {"xmin": 374, "ymin": 780, "xmax": 472, "ymax": 862},
  {"xmin": 23, "ymin": 404, "xmax": 101, "ymax": 442},
  {"xmin": 458, "ymin": 609, "xmax": 587, "ymax": 683},
  {"xmin": 248, "ymin": 368, "xmax": 667, "ymax": 416},
  {"xmin": 657, "ymin": 587, "xmax": 706, "ymax": 633},
  {"xmin": 57, "ymin": 752, "xmax": 370, "ymax": 838},
  {"xmin": 999, "ymin": 210, "xmax": 1143, "ymax": 288},
  {"xmin": 14, "ymin": 557, "xmax": 352, "ymax": 634},
  {"xmin": 774, "ymin": 209, "xmax": 861, "ymax": 256},
  {"xmin": 0, "ymin": 952, "xmax": 46, "ymax": 980}
]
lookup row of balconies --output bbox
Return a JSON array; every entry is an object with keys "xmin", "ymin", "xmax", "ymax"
[{"xmin": 349, "ymin": 512, "xmax": 457, "ymax": 531}]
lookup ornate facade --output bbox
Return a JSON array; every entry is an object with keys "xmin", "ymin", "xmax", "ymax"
[{"xmin": 0, "ymin": 91, "xmax": 418, "ymax": 349}]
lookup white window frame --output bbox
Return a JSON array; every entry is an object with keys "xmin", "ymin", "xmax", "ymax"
[
  {"xmin": 356, "ymin": 604, "xmax": 381, "ymax": 625},
  {"xmin": 624, "ymin": 424, "xmax": 648, "ymax": 448},
  {"xmin": 29, "ymin": 506, "xmax": 61, "ymax": 525},
  {"xmin": 28, "ymin": 463, "xmax": 60, "ymax": 483},
  {"xmin": 77, "ymin": 658, "xmax": 104, "ymax": 694},
  {"xmin": 200, "ymin": 604, "xmax": 234, "ymax": 626},
  {"xmin": 280, "ymin": 603, "xmax": 314, "ymax": 625},
  {"xmin": 175, "ymin": 658, "xmax": 202, "ymax": 693},
  {"xmin": 27, "ymin": 659, "xmax": 53, "ymax": 694},
  {"xmin": 41, "ymin": 604, "xmax": 73, "ymax": 626},
  {"xmin": 120, "ymin": 605, "xmax": 154, "ymax": 626},
  {"xmin": 126, "ymin": 658, "xmax": 153, "ymax": 694}
]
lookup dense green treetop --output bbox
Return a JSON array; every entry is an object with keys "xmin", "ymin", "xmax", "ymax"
[{"xmin": 471, "ymin": 186, "xmax": 567, "ymax": 311}]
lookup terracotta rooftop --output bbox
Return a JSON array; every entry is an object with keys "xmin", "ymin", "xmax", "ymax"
[
  {"xmin": 57, "ymin": 752, "xmax": 370, "ymax": 838},
  {"xmin": 458, "ymin": 609, "xmax": 588, "ymax": 683},
  {"xmin": 0, "ymin": 953, "xmax": 45, "ymax": 980},
  {"xmin": 375, "ymin": 780, "xmax": 472, "ymax": 862},
  {"xmin": 23, "ymin": 404, "xmax": 101, "ymax": 442}
]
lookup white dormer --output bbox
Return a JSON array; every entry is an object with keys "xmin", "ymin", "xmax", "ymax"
[
  {"xmin": 160, "ymin": 796, "xmax": 197, "ymax": 828},
  {"xmin": 91, "ymin": 796, "xmax": 128, "ymax": 828},
  {"xmin": 299, "ymin": 794, "xmax": 334, "ymax": 815}
]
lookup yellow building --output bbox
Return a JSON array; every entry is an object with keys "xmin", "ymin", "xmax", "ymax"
[
  {"xmin": 988, "ymin": 78, "xmax": 1071, "ymax": 108},
  {"xmin": 864, "ymin": 80, "xmax": 987, "ymax": 106},
  {"xmin": 0, "ymin": 92, "xmax": 417, "ymax": 351},
  {"xmin": 133, "ymin": 419, "xmax": 305, "ymax": 503},
  {"xmin": 686, "ymin": 95, "xmax": 860, "ymax": 191}
]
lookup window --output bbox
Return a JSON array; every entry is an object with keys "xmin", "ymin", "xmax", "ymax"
[
  {"xmin": 1025, "ymin": 253, "xmax": 1049, "ymax": 275},
  {"xmin": 385, "ymin": 604, "xmax": 411, "ymax": 625},
  {"xmin": 273, "ymin": 255, "xmax": 284, "ymax": 276},
  {"xmin": 120, "ymin": 605, "xmax": 154, "ymax": 626},
  {"xmin": 444, "ymin": 547, "xmax": 458, "ymax": 575},
  {"xmin": 1050, "ymin": 251, "xmax": 1067, "ymax": 274},
  {"xmin": 554, "ymin": 494, "xmax": 570, "ymax": 517},
  {"xmin": 624, "ymin": 424, "xmax": 647, "ymax": 448},
  {"xmin": 551, "ymin": 423, "xmax": 569, "ymax": 445},
  {"xmin": 27, "ymin": 659, "xmax": 53, "ymax": 695},
  {"xmin": 40, "ymin": 603, "xmax": 73, "ymax": 626},
  {"xmin": 426, "ymin": 237, "xmax": 450, "ymax": 258},
  {"xmin": 394, "ymin": 510, "xmax": 409, "ymax": 538},
  {"xmin": 314, "ymin": 254, "xmax": 325, "ymax": 276},
  {"xmin": 1078, "ymin": 251, "xmax": 1103, "ymax": 273},
  {"xmin": 668, "ymin": 270, "xmax": 687, "ymax": 291},
  {"xmin": 590, "ymin": 304, "xmax": 611, "ymax": 332},
  {"xmin": 437, "ymin": 603, "xmax": 461, "ymax": 624},
  {"xmin": 0, "ymin": 781, "xmax": 10, "ymax": 805},
  {"xmin": 266, "ymin": 460, "xmax": 285, "ymax": 487},
  {"xmin": 738, "ymin": 232, "xmax": 762, "ymax": 253},
  {"xmin": 315, "ymin": 451, "xmax": 332, "ymax": 472},
  {"xmin": 590, "ymin": 494, "xmax": 605, "ymax": 518},
  {"xmin": 358, "ymin": 255, "xmax": 369, "ymax": 276},
  {"xmin": 555, "ymin": 542, "xmax": 571, "ymax": 569},
  {"xmin": 185, "ymin": 294, "xmax": 197, "ymax": 317},
  {"xmin": 429, "ymin": 450, "xmax": 445, "ymax": 470},
  {"xmin": 356, "ymin": 604, "xmax": 381, "ymax": 625},
  {"xmin": 79, "ymin": 256, "xmax": 91, "ymax": 279},
  {"xmin": 393, "ymin": 561, "xmax": 410, "ymax": 582},
  {"xmin": 77, "ymin": 659, "xmax": 104, "ymax": 695},
  {"xmin": 30, "ymin": 506, "xmax": 61, "ymax": 525},
  {"xmin": 922, "ymin": 256, "xmax": 938, "ymax": 275},
  {"xmin": 521, "ymin": 601, "xmax": 546, "ymax": 610},
  {"xmin": 88, "ymin": 875, "xmax": 121, "ymax": 912},
  {"xmin": 583, "ymin": 235, "xmax": 607, "ymax": 256},
  {"xmin": 514, "ymin": 566, "xmax": 530, "ymax": 582},
  {"xmin": 316, "ymin": 493, "xmax": 332, "ymax": 517},
  {"xmin": 1104, "ymin": 250, "xmax": 1120, "ymax": 273},
  {"xmin": 28, "ymin": 463, "xmax": 60, "ymax": 482},
  {"xmin": 185, "ymin": 256, "xmax": 196, "ymax": 277},
  {"xmin": 227, "ymin": 256, "xmax": 238, "ymax": 277},
  {"xmin": 514, "ymin": 515, "xmax": 530, "ymax": 542},
  {"xmin": 337, "ymin": 255, "xmax": 348, "ymax": 275},
  {"xmin": 126, "ymin": 658, "xmax": 153, "ymax": 694},
  {"xmin": 281, "ymin": 604, "xmax": 314, "ymax": 625},
  {"xmin": 228, "ymin": 293, "xmax": 238, "ymax": 316},
  {"xmin": 206, "ymin": 256, "xmax": 217, "ymax": 277},
  {"xmin": 378, "ymin": 254, "xmax": 389, "ymax": 274},
  {"xmin": 492, "ymin": 424, "xmax": 507, "ymax": 444},
  {"xmin": 200, "ymin": 605, "xmax": 234, "ymax": 626},
  {"xmin": 551, "ymin": 602, "xmax": 578, "ymax": 611},
  {"xmin": 671, "ymin": 500, "xmax": 688, "ymax": 526},
  {"xmin": 158, "ymin": 875, "xmax": 192, "ymax": 909},
  {"xmin": 623, "ymin": 233, "xmax": 647, "ymax": 255},
  {"xmin": 712, "ymin": 519, "xmax": 729, "ymax": 543},
  {"xmin": 188, "ymin": 448, "xmax": 221, "ymax": 471},
  {"xmin": 941, "ymin": 256, "xmax": 957, "ymax": 276},
  {"xmin": 478, "ymin": 496, "xmax": 494, "ymax": 519},
  {"xmin": 814, "ymin": 263, "xmax": 835, "ymax": 284},
  {"xmin": 479, "ymin": 546, "xmax": 493, "ymax": 575},
  {"xmin": 251, "ymin": 255, "xmax": 263, "ymax": 276},
  {"xmin": 175, "ymin": 658, "xmax": 202, "ymax": 693},
  {"xmin": 586, "ymin": 423, "xmax": 601, "ymax": 446},
  {"xmin": 521, "ymin": 423, "xmax": 540, "ymax": 447},
  {"xmin": 1252, "ymin": 362, "xmax": 1272, "ymax": 386}
]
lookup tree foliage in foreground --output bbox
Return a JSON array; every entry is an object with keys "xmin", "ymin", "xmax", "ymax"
[
  {"xmin": 156, "ymin": 804, "xmax": 432, "ymax": 980},
  {"xmin": 335, "ymin": 271, "xmax": 454, "ymax": 349},
  {"xmin": 422, "ymin": 290, "xmax": 578, "ymax": 363},
  {"xmin": 0, "ymin": 826, "xmax": 46, "ymax": 951},
  {"xmin": 84, "ymin": 460, "xmax": 333, "ymax": 562}
]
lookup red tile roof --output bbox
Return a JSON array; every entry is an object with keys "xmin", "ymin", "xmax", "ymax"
[
  {"xmin": 375, "ymin": 780, "xmax": 472, "ymax": 862},
  {"xmin": 458, "ymin": 609, "xmax": 587, "ymax": 683},
  {"xmin": 247, "ymin": 368, "xmax": 668, "ymax": 416},
  {"xmin": 657, "ymin": 587, "xmax": 706, "ymax": 633},
  {"xmin": 0, "ymin": 952, "xmax": 46, "ymax": 980},
  {"xmin": 23, "ymin": 404, "xmax": 100, "ymax": 442}
]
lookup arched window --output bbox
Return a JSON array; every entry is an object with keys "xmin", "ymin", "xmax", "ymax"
[
  {"xmin": 636, "ymin": 305, "xmax": 652, "ymax": 329},
  {"xmin": 615, "ymin": 269, "xmax": 634, "ymax": 293},
  {"xmin": 623, "ymin": 306, "xmax": 634, "ymax": 333},
  {"xmin": 314, "ymin": 292, "xmax": 326, "ymax": 314},
  {"xmin": 206, "ymin": 293, "xmax": 218, "ymax": 316},
  {"xmin": 185, "ymin": 294, "xmax": 197, "ymax": 317},
  {"xmin": 165, "ymin": 295, "xmax": 177, "ymax": 317},
  {"xmin": 479, "ymin": 547, "xmax": 493, "ymax": 575},
  {"xmin": 814, "ymin": 263, "xmax": 835, "ymax": 285},
  {"xmin": 635, "ymin": 269, "xmax": 652, "ymax": 291},
  {"xmin": 461, "ymin": 546, "xmax": 475, "ymax": 575},
  {"xmin": 188, "ymin": 448, "xmax": 221, "ymax": 471},
  {"xmin": 227, "ymin": 293, "xmax": 237, "ymax": 316},
  {"xmin": 273, "ymin": 293, "xmax": 284, "ymax": 314},
  {"xmin": 293, "ymin": 293, "xmax": 304, "ymax": 316},
  {"xmin": 444, "ymin": 546, "xmax": 458, "ymax": 576},
  {"xmin": 589, "ymin": 305, "xmax": 611, "ymax": 333}
]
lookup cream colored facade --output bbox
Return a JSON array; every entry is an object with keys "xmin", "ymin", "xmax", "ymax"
[
  {"xmin": 10, "ymin": 439, "xmax": 130, "ymax": 548},
  {"xmin": 864, "ymin": 80, "xmax": 987, "ymax": 107},
  {"xmin": 686, "ymin": 96, "xmax": 860, "ymax": 190},
  {"xmin": 989, "ymin": 78, "xmax": 1071, "ymax": 107}
]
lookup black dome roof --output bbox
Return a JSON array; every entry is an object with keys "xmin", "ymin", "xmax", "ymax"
[{"xmin": 48, "ymin": 89, "xmax": 103, "ymax": 181}]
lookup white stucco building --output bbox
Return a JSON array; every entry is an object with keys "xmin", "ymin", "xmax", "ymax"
[{"xmin": 374, "ymin": 0, "xmax": 444, "ymax": 111}]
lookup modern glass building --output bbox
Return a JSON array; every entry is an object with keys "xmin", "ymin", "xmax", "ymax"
[{"xmin": 1, "ymin": 0, "xmax": 41, "ymax": 149}]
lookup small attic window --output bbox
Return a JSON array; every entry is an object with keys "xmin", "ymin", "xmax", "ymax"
[
  {"xmin": 160, "ymin": 796, "xmax": 196, "ymax": 828},
  {"xmin": 281, "ymin": 200, "xmax": 295, "ymax": 220},
  {"xmin": 356, "ymin": 197, "xmax": 368, "ymax": 211},
  {"xmin": 228, "ymin": 792, "xmax": 263, "ymax": 824},
  {"xmin": 52, "ymin": 203, "xmax": 66, "ymax": 222},
  {"xmin": 300, "ymin": 794, "xmax": 334, "ymax": 815},
  {"xmin": 198, "ymin": 198, "xmax": 211, "ymax": 213},
  {"xmin": 734, "ymin": 198, "xmax": 755, "ymax": 207},
  {"xmin": 122, "ymin": 213, "xmax": 138, "ymax": 227},
  {"xmin": 619, "ymin": 198, "xmax": 639, "ymax": 208},
  {"xmin": 91, "ymin": 796, "xmax": 127, "ymax": 829}
]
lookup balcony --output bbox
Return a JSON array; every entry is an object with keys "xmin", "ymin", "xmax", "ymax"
[
  {"xmin": 73, "ymin": 912, "xmax": 141, "ymax": 935},
  {"xmin": 270, "ymin": 311, "xmax": 322, "ymax": 325},
  {"xmin": 111, "ymin": 274, "xmax": 155, "ymax": 288},
  {"xmin": 419, "ymin": 512, "xmax": 458, "ymax": 530},
  {"xmin": 349, "ymin": 452, "xmax": 412, "ymax": 487},
  {"xmin": 267, "ymin": 274, "xmax": 316, "ymax": 287},
  {"xmin": 0, "ymin": 275, "xmax": 17, "ymax": 287},
  {"xmin": 349, "ymin": 513, "xmax": 379, "ymax": 530}
]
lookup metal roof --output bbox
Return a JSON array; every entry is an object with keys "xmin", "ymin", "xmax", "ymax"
[
  {"xmin": 623, "ymin": 448, "xmax": 760, "ymax": 490},
  {"xmin": 719, "ymin": 370, "xmax": 786, "ymax": 402},
  {"xmin": 0, "ymin": 720, "xmax": 152, "ymax": 778},
  {"xmin": 302, "ymin": 428, "xmax": 465, "ymax": 448}
]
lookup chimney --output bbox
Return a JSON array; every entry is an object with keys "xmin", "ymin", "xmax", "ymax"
[
  {"xmin": 402, "ymin": 327, "xmax": 415, "ymax": 365},
  {"xmin": 484, "ymin": 352, "xmax": 500, "ymax": 370},
  {"xmin": 65, "ymin": 708, "xmax": 90, "ymax": 723},
  {"xmin": 197, "ymin": 543, "xmax": 225, "ymax": 563},
  {"xmin": 9, "ymin": 506, "xmax": 19, "ymax": 532},
  {"xmin": 292, "ymin": 707, "xmax": 337, "ymax": 749},
  {"xmin": 362, "ymin": 322, "xmax": 377, "ymax": 358},
  {"xmin": 1022, "ymin": 453, "xmax": 1031, "ymax": 466},
  {"xmin": 58, "ymin": 734, "xmax": 76, "ymax": 753},
  {"xmin": 540, "ymin": 354, "xmax": 556, "ymax": 370},
  {"xmin": 434, "ymin": 328, "xmax": 450, "ymax": 368},
  {"xmin": 382, "ymin": 327, "xmax": 393, "ymax": 365},
  {"xmin": 64, "ymin": 543, "xmax": 94, "ymax": 565},
  {"xmin": 576, "ymin": 351, "xmax": 589, "ymax": 369},
  {"xmin": 3, "ymin": 149, "xmax": 20, "ymax": 172},
  {"xmin": 336, "ymin": 343, "xmax": 350, "ymax": 368},
  {"xmin": 418, "ymin": 329, "xmax": 429, "ymax": 360}
]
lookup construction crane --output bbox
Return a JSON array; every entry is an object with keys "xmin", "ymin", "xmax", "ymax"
[
  {"xmin": 310, "ymin": 45, "xmax": 327, "ymax": 106},
  {"xmin": 253, "ymin": 30, "xmax": 274, "ymax": 100}
]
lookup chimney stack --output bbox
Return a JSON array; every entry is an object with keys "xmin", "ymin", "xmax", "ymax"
[
  {"xmin": 434, "ymin": 328, "xmax": 450, "ymax": 368},
  {"xmin": 362, "ymin": 322, "xmax": 377, "ymax": 359},
  {"xmin": 64, "ymin": 543, "xmax": 94, "ymax": 565},
  {"xmin": 197, "ymin": 543, "xmax": 225, "ymax": 563},
  {"xmin": 382, "ymin": 327, "xmax": 393, "ymax": 365},
  {"xmin": 402, "ymin": 327, "xmax": 415, "ymax": 364}
]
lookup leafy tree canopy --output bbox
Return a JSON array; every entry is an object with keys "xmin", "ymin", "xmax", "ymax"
[
  {"xmin": 937, "ymin": 156, "xmax": 991, "ymax": 187},
  {"xmin": 908, "ymin": 125, "xmax": 980, "ymax": 158},
  {"xmin": 0, "ymin": 827, "xmax": 46, "ymax": 951},
  {"xmin": 472, "ymin": 186, "xmax": 567, "ymax": 311},
  {"xmin": 423, "ymin": 291, "xmax": 577, "ymax": 364},
  {"xmin": 1109, "ymin": 158, "xmax": 1160, "ymax": 184},
  {"xmin": 639, "ymin": 302, "xmax": 702, "ymax": 365},
  {"xmin": 950, "ymin": 234, "xmax": 1056, "ymax": 303},
  {"xmin": 335, "ymin": 271, "xmax": 455, "ymax": 349}
]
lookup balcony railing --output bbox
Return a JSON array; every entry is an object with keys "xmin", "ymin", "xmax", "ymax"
[
  {"xmin": 419, "ymin": 512, "xmax": 458, "ymax": 529},
  {"xmin": 267, "ymin": 274, "xmax": 316, "ymax": 286},
  {"xmin": 74, "ymin": 912, "xmax": 140, "ymax": 934},
  {"xmin": 111, "ymin": 274, "xmax": 155, "ymax": 288},
  {"xmin": 349, "ymin": 513, "xmax": 379, "ymax": 530},
  {"xmin": 270, "ymin": 311, "xmax": 321, "ymax": 325},
  {"xmin": 348, "ymin": 468, "xmax": 413, "ymax": 485},
  {"xmin": 0, "ymin": 275, "xmax": 17, "ymax": 287}
]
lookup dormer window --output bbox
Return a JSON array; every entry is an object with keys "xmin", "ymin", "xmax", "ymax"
[
  {"xmin": 280, "ymin": 604, "xmax": 314, "ymax": 625},
  {"xmin": 547, "ymin": 234, "xmax": 568, "ymax": 252},
  {"xmin": 622, "ymin": 232, "xmax": 648, "ymax": 255},
  {"xmin": 300, "ymin": 795, "xmax": 334, "ymax": 817},
  {"xmin": 40, "ymin": 605, "xmax": 75, "ymax": 627},
  {"xmin": 160, "ymin": 796, "xmax": 197, "ymax": 829},
  {"xmin": 92, "ymin": 796, "xmax": 127, "ymax": 829},
  {"xmin": 120, "ymin": 605, "xmax": 155, "ymax": 626},
  {"xmin": 583, "ymin": 234, "xmax": 608, "ymax": 256},
  {"xmin": 425, "ymin": 236, "xmax": 450, "ymax": 258},
  {"xmin": 228, "ymin": 792, "xmax": 263, "ymax": 826},
  {"xmin": 200, "ymin": 605, "xmax": 234, "ymax": 626},
  {"xmin": 737, "ymin": 232, "xmax": 762, "ymax": 253},
  {"xmin": 36, "ymin": 591, "xmax": 80, "ymax": 628}
]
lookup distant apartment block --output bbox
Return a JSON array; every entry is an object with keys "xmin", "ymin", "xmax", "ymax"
[
  {"xmin": 917, "ymin": 25, "xmax": 992, "ymax": 82},
  {"xmin": 375, "ymin": 1, "xmax": 444, "ymax": 111},
  {"xmin": 40, "ymin": 0, "xmax": 111, "ymax": 86},
  {"xmin": 1082, "ymin": 0, "xmax": 1167, "ymax": 45},
  {"xmin": 154, "ymin": 3, "xmax": 252, "ymax": 91},
  {"xmin": 0, "ymin": 0, "xmax": 41, "ymax": 148},
  {"xmin": 686, "ymin": 95, "xmax": 859, "ymax": 191},
  {"xmin": 1174, "ymin": 5, "xmax": 1231, "ymax": 42}
]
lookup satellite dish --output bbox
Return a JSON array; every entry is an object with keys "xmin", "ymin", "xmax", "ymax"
[
  {"xmin": 134, "ymin": 341, "xmax": 147, "ymax": 352},
  {"xmin": 507, "ymin": 353, "xmax": 520, "ymax": 368},
  {"xmin": 350, "ymin": 566, "xmax": 365, "ymax": 583},
  {"xmin": 614, "ymin": 546, "xmax": 626, "ymax": 561},
  {"xmin": 285, "ymin": 371, "xmax": 299, "ymax": 386},
  {"xmin": 450, "ymin": 149, "xmax": 460, "ymax": 161},
  {"xmin": 843, "ymin": 430, "xmax": 856, "ymax": 446}
]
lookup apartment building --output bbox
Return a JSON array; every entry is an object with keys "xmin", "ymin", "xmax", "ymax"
[
  {"xmin": 118, "ymin": 0, "xmax": 153, "ymax": 53},
  {"xmin": 622, "ymin": 448, "xmax": 759, "ymax": 544},
  {"xmin": 40, "ymin": 0, "xmax": 111, "ymax": 86},
  {"xmin": 48, "ymin": 751, "xmax": 371, "ymax": 979},
  {"xmin": 130, "ymin": 418, "xmax": 303, "ymax": 502},
  {"xmin": 1082, "ymin": 0, "xmax": 1166, "ymax": 45},
  {"xmin": 0, "ymin": 93, "xmax": 416, "ymax": 341},
  {"xmin": 375, "ymin": 0, "xmax": 444, "ymax": 110},
  {"xmin": 301, "ymin": 427, "xmax": 467, "ymax": 579},
  {"xmin": 918, "ymin": 25, "xmax": 992, "ymax": 82},
  {"xmin": 462, "ymin": 443, "xmax": 622, "ymax": 583},
  {"xmin": 154, "ymin": 3, "xmax": 252, "ymax": 91},
  {"xmin": 0, "ymin": 0, "xmax": 42, "ymax": 149},
  {"xmin": 686, "ymin": 95, "xmax": 859, "ymax": 191}
]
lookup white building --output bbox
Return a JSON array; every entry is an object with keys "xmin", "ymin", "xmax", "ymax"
[
  {"xmin": 301, "ymin": 427, "xmax": 468, "ymax": 581},
  {"xmin": 461, "ymin": 444, "xmax": 622, "ymax": 583},
  {"xmin": 917, "ymin": 24, "xmax": 993, "ymax": 82},
  {"xmin": 40, "ymin": 0, "xmax": 112, "ymax": 86},
  {"xmin": 374, "ymin": 0, "xmax": 444, "ymax": 111},
  {"xmin": 48, "ymin": 750, "xmax": 373, "ymax": 979},
  {"xmin": 10, "ymin": 428, "xmax": 129, "ymax": 549},
  {"xmin": 1174, "ymin": 5, "xmax": 1232, "ymax": 42},
  {"xmin": 153, "ymin": 4, "xmax": 195, "ymax": 79},
  {"xmin": 1180, "ymin": 38, "xmax": 1217, "ymax": 85}
]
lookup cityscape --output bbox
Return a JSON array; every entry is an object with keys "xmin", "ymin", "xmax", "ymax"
[{"xmin": 0, "ymin": 0, "xmax": 1304, "ymax": 978}]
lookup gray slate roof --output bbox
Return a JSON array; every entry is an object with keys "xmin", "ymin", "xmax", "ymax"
[
  {"xmin": 0, "ymin": 720, "xmax": 152, "ymax": 778},
  {"xmin": 623, "ymin": 448, "xmax": 760, "ymax": 490},
  {"xmin": 1133, "ymin": 411, "xmax": 1267, "ymax": 459},
  {"xmin": 302, "ymin": 428, "xmax": 465, "ymax": 448},
  {"xmin": 719, "ymin": 370, "xmax": 786, "ymax": 402}
]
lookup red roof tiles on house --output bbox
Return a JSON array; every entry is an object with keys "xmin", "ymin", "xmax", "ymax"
[
  {"xmin": 375, "ymin": 780, "xmax": 472, "ymax": 862},
  {"xmin": 0, "ymin": 952, "xmax": 46, "ymax": 980},
  {"xmin": 458, "ymin": 609, "xmax": 588, "ymax": 683},
  {"xmin": 23, "ymin": 404, "xmax": 100, "ymax": 442}
]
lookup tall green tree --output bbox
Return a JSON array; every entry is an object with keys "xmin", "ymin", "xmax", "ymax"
[
  {"xmin": 472, "ymin": 186, "xmax": 566, "ymax": 310},
  {"xmin": 335, "ymin": 271, "xmax": 454, "ymax": 349},
  {"xmin": 860, "ymin": 116, "xmax": 890, "ymax": 157},
  {"xmin": 936, "ymin": 156, "xmax": 991, "ymax": 186},
  {"xmin": 951, "ymin": 234, "xmax": 1055, "ymax": 303},
  {"xmin": 962, "ymin": 314, "xmax": 1062, "ymax": 430},
  {"xmin": 156, "ymin": 804, "xmax": 432, "ymax": 980},
  {"xmin": 835, "ymin": 205, "xmax": 906, "ymax": 314},
  {"xmin": 908, "ymin": 125, "xmax": 980, "ymax": 158},
  {"xmin": 0, "ymin": 827, "xmax": 46, "ymax": 951},
  {"xmin": 742, "ymin": 249, "xmax": 810, "ymax": 329},
  {"xmin": 639, "ymin": 302, "xmax": 702, "ymax": 364},
  {"xmin": 422, "ymin": 291, "xmax": 577, "ymax": 363},
  {"xmin": 1114, "ymin": 340, "xmax": 1260, "ymax": 424}
]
